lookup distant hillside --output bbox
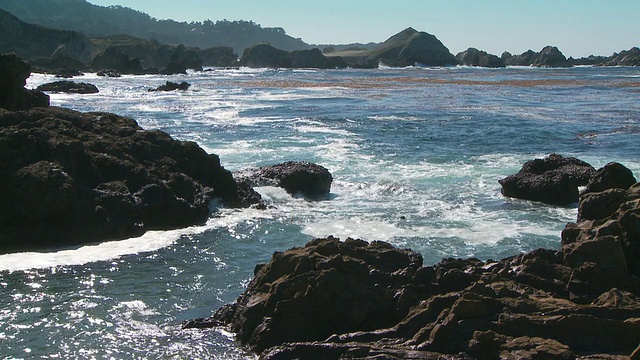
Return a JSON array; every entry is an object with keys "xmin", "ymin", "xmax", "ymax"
[
  {"xmin": 0, "ymin": 8, "xmax": 93, "ymax": 62},
  {"xmin": 0, "ymin": 0, "xmax": 311, "ymax": 54}
]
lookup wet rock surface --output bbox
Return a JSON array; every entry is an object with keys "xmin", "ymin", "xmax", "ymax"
[
  {"xmin": 234, "ymin": 161, "xmax": 333, "ymax": 197},
  {"xmin": 499, "ymin": 153, "xmax": 596, "ymax": 205},
  {"xmin": 36, "ymin": 80, "xmax": 99, "ymax": 94},
  {"xmin": 0, "ymin": 106, "xmax": 260, "ymax": 253},
  {"xmin": 188, "ymin": 162, "xmax": 640, "ymax": 359}
]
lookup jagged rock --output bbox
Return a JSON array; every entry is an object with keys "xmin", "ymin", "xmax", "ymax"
[
  {"xmin": 148, "ymin": 81, "xmax": 191, "ymax": 92},
  {"xmin": 367, "ymin": 27, "xmax": 458, "ymax": 67},
  {"xmin": 36, "ymin": 80, "xmax": 99, "ymax": 94},
  {"xmin": 499, "ymin": 154, "xmax": 596, "ymax": 205},
  {"xmin": 504, "ymin": 46, "xmax": 571, "ymax": 67},
  {"xmin": 582, "ymin": 162, "xmax": 637, "ymax": 195},
  {"xmin": 240, "ymin": 44, "xmax": 346, "ymax": 69},
  {"xmin": 96, "ymin": 69, "xmax": 121, "ymax": 77},
  {"xmin": 160, "ymin": 44, "xmax": 202, "ymax": 74},
  {"xmin": 190, "ymin": 165, "xmax": 640, "ymax": 358},
  {"xmin": 0, "ymin": 106, "xmax": 260, "ymax": 253},
  {"xmin": 198, "ymin": 46, "xmax": 238, "ymax": 67},
  {"xmin": 234, "ymin": 161, "xmax": 333, "ymax": 197},
  {"xmin": 90, "ymin": 47, "xmax": 145, "ymax": 74},
  {"xmin": 600, "ymin": 47, "xmax": 640, "ymax": 67},
  {"xmin": 456, "ymin": 48, "xmax": 505, "ymax": 68},
  {"xmin": 0, "ymin": 53, "xmax": 49, "ymax": 111}
]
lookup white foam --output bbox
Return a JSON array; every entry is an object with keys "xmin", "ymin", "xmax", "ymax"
[{"xmin": 0, "ymin": 208, "xmax": 272, "ymax": 272}]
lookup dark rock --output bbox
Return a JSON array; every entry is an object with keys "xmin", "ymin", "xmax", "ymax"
[
  {"xmin": 90, "ymin": 47, "xmax": 145, "ymax": 75},
  {"xmin": 96, "ymin": 69, "xmax": 121, "ymax": 78},
  {"xmin": 532, "ymin": 46, "xmax": 571, "ymax": 67},
  {"xmin": 0, "ymin": 106, "xmax": 260, "ymax": 253},
  {"xmin": 504, "ymin": 46, "xmax": 571, "ymax": 67},
  {"xmin": 36, "ymin": 81, "xmax": 99, "ymax": 94},
  {"xmin": 582, "ymin": 162, "xmax": 637, "ymax": 195},
  {"xmin": 367, "ymin": 27, "xmax": 458, "ymax": 67},
  {"xmin": 190, "ymin": 164, "xmax": 640, "ymax": 358},
  {"xmin": 148, "ymin": 81, "xmax": 191, "ymax": 92},
  {"xmin": 456, "ymin": 48, "xmax": 505, "ymax": 68},
  {"xmin": 196, "ymin": 237, "xmax": 424, "ymax": 352},
  {"xmin": 197, "ymin": 46, "xmax": 238, "ymax": 67},
  {"xmin": 240, "ymin": 44, "xmax": 347, "ymax": 69},
  {"xmin": 235, "ymin": 161, "xmax": 333, "ymax": 197},
  {"xmin": 0, "ymin": 53, "xmax": 49, "ymax": 111},
  {"xmin": 160, "ymin": 44, "xmax": 203, "ymax": 74},
  {"xmin": 499, "ymin": 154, "xmax": 596, "ymax": 205},
  {"xmin": 568, "ymin": 55, "xmax": 608, "ymax": 66},
  {"xmin": 600, "ymin": 47, "xmax": 640, "ymax": 67}
]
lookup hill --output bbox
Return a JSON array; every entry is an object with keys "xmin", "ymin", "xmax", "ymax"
[
  {"xmin": 0, "ymin": 8, "xmax": 93, "ymax": 63},
  {"xmin": 0, "ymin": 0, "xmax": 311, "ymax": 55}
]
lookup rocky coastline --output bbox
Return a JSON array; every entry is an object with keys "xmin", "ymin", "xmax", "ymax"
[{"xmin": 186, "ymin": 157, "xmax": 640, "ymax": 359}]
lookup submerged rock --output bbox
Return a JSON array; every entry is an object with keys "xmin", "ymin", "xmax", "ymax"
[
  {"xmin": 188, "ymin": 170, "xmax": 640, "ymax": 357},
  {"xmin": 499, "ymin": 153, "xmax": 596, "ymax": 205},
  {"xmin": 234, "ymin": 161, "xmax": 333, "ymax": 197},
  {"xmin": 0, "ymin": 106, "xmax": 259, "ymax": 253},
  {"xmin": 36, "ymin": 80, "xmax": 99, "ymax": 94}
]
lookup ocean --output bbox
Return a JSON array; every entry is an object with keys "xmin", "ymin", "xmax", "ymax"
[{"xmin": 2, "ymin": 66, "xmax": 639, "ymax": 358}]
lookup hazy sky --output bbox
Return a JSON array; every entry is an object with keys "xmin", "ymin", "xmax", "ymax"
[{"xmin": 88, "ymin": 0, "xmax": 638, "ymax": 57}]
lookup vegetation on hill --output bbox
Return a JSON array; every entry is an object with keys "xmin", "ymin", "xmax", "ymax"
[{"xmin": 0, "ymin": 0, "xmax": 311, "ymax": 54}]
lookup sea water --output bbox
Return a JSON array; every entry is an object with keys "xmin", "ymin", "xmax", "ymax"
[{"xmin": 2, "ymin": 66, "xmax": 639, "ymax": 358}]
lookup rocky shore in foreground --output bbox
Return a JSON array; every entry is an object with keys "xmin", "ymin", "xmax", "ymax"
[{"xmin": 186, "ymin": 158, "xmax": 640, "ymax": 359}]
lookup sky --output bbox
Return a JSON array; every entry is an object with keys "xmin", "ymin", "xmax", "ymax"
[{"xmin": 87, "ymin": 0, "xmax": 639, "ymax": 58}]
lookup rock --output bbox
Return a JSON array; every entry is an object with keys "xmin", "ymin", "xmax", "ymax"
[
  {"xmin": 189, "ymin": 237, "xmax": 424, "ymax": 352},
  {"xmin": 0, "ymin": 106, "xmax": 260, "ymax": 253},
  {"xmin": 0, "ymin": 53, "xmax": 49, "ymax": 111},
  {"xmin": 499, "ymin": 154, "xmax": 596, "ymax": 205},
  {"xmin": 97, "ymin": 69, "xmax": 121, "ymax": 78},
  {"xmin": 504, "ymin": 46, "xmax": 571, "ymax": 67},
  {"xmin": 240, "ymin": 44, "xmax": 347, "ymax": 69},
  {"xmin": 532, "ymin": 46, "xmax": 571, "ymax": 67},
  {"xmin": 456, "ymin": 48, "xmax": 505, "ymax": 68},
  {"xmin": 235, "ymin": 161, "xmax": 333, "ymax": 197},
  {"xmin": 600, "ymin": 47, "xmax": 640, "ymax": 67},
  {"xmin": 197, "ymin": 46, "xmax": 238, "ymax": 67},
  {"xmin": 190, "ymin": 169, "xmax": 640, "ymax": 357},
  {"xmin": 160, "ymin": 44, "xmax": 203, "ymax": 74},
  {"xmin": 582, "ymin": 162, "xmax": 637, "ymax": 195},
  {"xmin": 36, "ymin": 81, "xmax": 99, "ymax": 94},
  {"xmin": 90, "ymin": 47, "xmax": 145, "ymax": 75},
  {"xmin": 367, "ymin": 27, "xmax": 458, "ymax": 67},
  {"xmin": 148, "ymin": 81, "xmax": 191, "ymax": 92}
]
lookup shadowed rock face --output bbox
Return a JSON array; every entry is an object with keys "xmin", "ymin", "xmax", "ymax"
[
  {"xmin": 187, "ymin": 162, "xmax": 640, "ymax": 359},
  {"xmin": 0, "ymin": 53, "xmax": 50, "ymax": 111},
  {"xmin": 499, "ymin": 153, "xmax": 596, "ymax": 205},
  {"xmin": 234, "ymin": 161, "xmax": 333, "ymax": 197},
  {"xmin": 369, "ymin": 27, "xmax": 458, "ymax": 67},
  {"xmin": 0, "ymin": 106, "xmax": 260, "ymax": 253},
  {"xmin": 240, "ymin": 44, "xmax": 347, "ymax": 69},
  {"xmin": 36, "ymin": 80, "xmax": 99, "ymax": 94},
  {"xmin": 456, "ymin": 48, "xmax": 505, "ymax": 68}
]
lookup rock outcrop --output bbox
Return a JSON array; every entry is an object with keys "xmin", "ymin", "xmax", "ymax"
[
  {"xmin": 456, "ymin": 48, "xmax": 505, "ymax": 68},
  {"xmin": 90, "ymin": 47, "xmax": 147, "ymax": 75},
  {"xmin": 504, "ymin": 46, "xmax": 571, "ymax": 67},
  {"xmin": 0, "ymin": 53, "xmax": 49, "ymax": 111},
  {"xmin": 36, "ymin": 80, "xmax": 99, "ymax": 94},
  {"xmin": 366, "ymin": 27, "xmax": 458, "ymax": 67},
  {"xmin": 234, "ymin": 161, "xmax": 333, "ymax": 197},
  {"xmin": 599, "ymin": 47, "xmax": 640, "ymax": 67},
  {"xmin": 148, "ymin": 81, "xmax": 191, "ymax": 92},
  {"xmin": 0, "ymin": 106, "xmax": 262, "ymax": 253},
  {"xmin": 197, "ymin": 46, "xmax": 238, "ymax": 67},
  {"xmin": 187, "ymin": 164, "xmax": 640, "ymax": 358},
  {"xmin": 499, "ymin": 154, "xmax": 596, "ymax": 205},
  {"xmin": 240, "ymin": 45, "xmax": 347, "ymax": 69}
]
